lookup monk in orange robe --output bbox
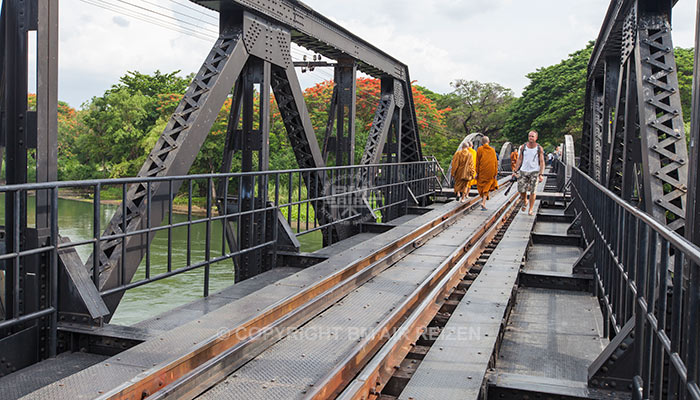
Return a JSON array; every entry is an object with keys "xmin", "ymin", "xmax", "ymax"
[
  {"xmin": 510, "ymin": 150, "xmax": 519, "ymax": 172},
  {"xmin": 476, "ymin": 136, "xmax": 499, "ymax": 210},
  {"xmin": 467, "ymin": 142, "xmax": 477, "ymax": 189},
  {"xmin": 451, "ymin": 141, "xmax": 475, "ymax": 202}
]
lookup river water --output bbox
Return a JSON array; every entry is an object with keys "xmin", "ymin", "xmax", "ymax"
[{"xmin": 1, "ymin": 196, "xmax": 321, "ymax": 326}]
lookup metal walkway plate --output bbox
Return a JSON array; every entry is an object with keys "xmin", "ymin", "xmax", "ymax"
[
  {"xmin": 397, "ymin": 203, "xmax": 539, "ymax": 400},
  {"xmin": 198, "ymin": 191, "xmax": 516, "ymax": 400},
  {"xmin": 21, "ymin": 201, "xmax": 465, "ymax": 399},
  {"xmin": 497, "ymin": 287, "xmax": 607, "ymax": 382}
]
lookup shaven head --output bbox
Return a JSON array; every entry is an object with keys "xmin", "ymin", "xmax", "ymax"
[
  {"xmin": 528, "ymin": 130, "xmax": 538, "ymax": 143},
  {"xmin": 481, "ymin": 136, "xmax": 490, "ymax": 145}
]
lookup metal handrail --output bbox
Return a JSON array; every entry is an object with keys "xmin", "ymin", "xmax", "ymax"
[
  {"xmin": 569, "ymin": 162, "xmax": 700, "ymax": 399},
  {"xmin": 0, "ymin": 161, "xmax": 435, "ymax": 193},
  {"xmin": 571, "ymin": 164, "xmax": 700, "ymax": 266},
  {"xmin": 0, "ymin": 161, "xmax": 437, "ymax": 335}
]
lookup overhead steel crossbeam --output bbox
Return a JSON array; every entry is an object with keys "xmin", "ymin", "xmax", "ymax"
[
  {"xmin": 78, "ymin": 1, "xmax": 422, "ymax": 318},
  {"xmin": 584, "ymin": 0, "xmax": 688, "ymax": 234},
  {"xmin": 193, "ymin": 0, "xmax": 407, "ymax": 79}
]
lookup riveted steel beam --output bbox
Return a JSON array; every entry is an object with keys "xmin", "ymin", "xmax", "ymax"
[
  {"xmin": 193, "ymin": 0, "xmax": 406, "ymax": 79},
  {"xmin": 634, "ymin": 8, "xmax": 688, "ymax": 234},
  {"xmin": 91, "ymin": 22, "xmax": 250, "ymax": 317}
]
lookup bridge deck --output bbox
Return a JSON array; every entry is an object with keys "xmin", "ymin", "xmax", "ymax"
[
  {"xmin": 12, "ymin": 200, "xmax": 465, "ymax": 399},
  {"xmin": 397, "ymin": 196, "xmax": 537, "ymax": 400},
  {"xmin": 196, "ymin": 190, "xmax": 515, "ymax": 399},
  {"xmin": 1, "ymin": 176, "xmax": 614, "ymax": 400}
]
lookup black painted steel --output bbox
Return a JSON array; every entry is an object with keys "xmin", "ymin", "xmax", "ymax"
[
  {"xmin": 687, "ymin": 0, "xmax": 700, "ymax": 248},
  {"xmin": 586, "ymin": 0, "xmax": 689, "ymax": 235},
  {"xmin": 568, "ymin": 163, "xmax": 700, "ymax": 399}
]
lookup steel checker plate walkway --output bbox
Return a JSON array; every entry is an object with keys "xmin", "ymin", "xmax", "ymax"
[
  {"xmin": 196, "ymin": 192, "xmax": 515, "ymax": 399},
  {"xmin": 396, "ymin": 201, "xmax": 539, "ymax": 400},
  {"xmin": 21, "ymin": 200, "xmax": 467, "ymax": 400}
]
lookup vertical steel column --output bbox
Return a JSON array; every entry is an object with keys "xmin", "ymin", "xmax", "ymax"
[
  {"xmin": 592, "ymin": 78, "xmax": 605, "ymax": 183},
  {"xmin": 580, "ymin": 83, "xmax": 593, "ymax": 175},
  {"xmin": 3, "ymin": 0, "xmax": 29, "ymax": 322},
  {"xmin": 35, "ymin": 0, "xmax": 58, "ymax": 231},
  {"xmin": 686, "ymin": 0, "xmax": 700, "ymax": 246},
  {"xmin": 634, "ymin": 1, "xmax": 688, "ymax": 234},
  {"xmin": 622, "ymin": 57, "xmax": 642, "ymax": 204},
  {"xmin": 237, "ymin": 57, "xmax": 272, "ymax": 282},
  {"xmin": 607, "ymin": 58, "xmax": 628, "ymax": 196},
  {"xmin": 602, "ymin": 56, "xmax": 620, "ymax": 186},
  {"xmin": 322, "ymin": 57, "xmax": 356, "ymax": 166}
]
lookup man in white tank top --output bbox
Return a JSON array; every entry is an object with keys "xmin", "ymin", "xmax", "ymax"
[{"xmin": 512, "ymin": 130, "xmax": 545, "ymax": 215}]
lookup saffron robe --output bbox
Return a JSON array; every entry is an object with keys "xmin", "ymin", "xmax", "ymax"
[
  {"xmin": 468, "ymin": 147, "xmax": 477, "ymax": 188},
  {"xmin": 451, "ymin": 149, "xmax": 475, "ymax": 195},
  {"xmin": 510, "ymin": 150, "xmax": 519, "ymax": 172},
  {"xmin": 476, "ymin": 144, "xmax": 499, "ymax": 196}
]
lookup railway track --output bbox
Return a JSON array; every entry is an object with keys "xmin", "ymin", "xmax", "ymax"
[
  {"xmin": 101, "ymin": 179, "xmax": 518, "ymax": 400},
  {"xmin": 339, "ymin": 201, "xmax": 520, "ymax": 400}
]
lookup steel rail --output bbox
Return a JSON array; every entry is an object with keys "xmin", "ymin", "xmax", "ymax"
[
  {"xmin": 97, "ymin": 178, "xmax": 509, "ymax": 400},
  {"xmin": 310, "ymin": 193, "xmax": 519, "ymax": 399}
]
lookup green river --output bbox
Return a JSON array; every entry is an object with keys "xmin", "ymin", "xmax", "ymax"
[{"xmin": 1, "ymin": 196, "xmax": 321, "ymax": 326}]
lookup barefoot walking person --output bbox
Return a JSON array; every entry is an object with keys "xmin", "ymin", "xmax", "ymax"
[
  {"xmin": 512, "ymin": 130, "xmax": 546, "ymax": 215},
  {"xmin": 450, "ymin": 139, "xmax": 475, "ymax": 202},
  {"xmin": 475, "ymin": 136, "xmax": 498, "ymax": 210}
]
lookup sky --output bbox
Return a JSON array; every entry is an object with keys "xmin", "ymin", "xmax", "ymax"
[{"xmin": 15, "ymin": 0, "xmax": 700, "ymax": 108}]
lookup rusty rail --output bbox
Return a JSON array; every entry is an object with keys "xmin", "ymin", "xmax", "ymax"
[{"xmin": 99, "ymin": 179, "xmax": 510, "ymax": 400}]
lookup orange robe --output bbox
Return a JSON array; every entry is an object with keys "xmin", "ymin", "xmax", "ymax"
[
  {"xmin": 510, "ymin": 150, "xmax": 519, "ymax": 172},
  {"xmin": 476, "ymin": 144, "xmax": 499, "ymax": 197},
  {"xmin": 468, "ymin": 147, "xmax": 477, "ymax": 188},
  {"xmin": 451, "ymin": 149, "xmax": 475, "ymax": 195}
]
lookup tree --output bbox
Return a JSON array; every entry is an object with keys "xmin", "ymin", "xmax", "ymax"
[
  {"xmin": 441, "ymin": 80, "xmax": 514, "ymax": 140},
  {"xmin": 674, "ymin": 47, "xmax": 693, "ymax": 126},
  {"xmin": 503, "ymin": 42, "xmax": 594, "ymax": 148}
]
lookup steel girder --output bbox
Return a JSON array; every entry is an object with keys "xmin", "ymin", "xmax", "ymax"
[
  {"xmin": 591, "ymin": 79, "xmax": 606, "ymax": 183},
  {"xmin": 633, "ymin": 7, "xmax": 688, "ymax": 233},
  {"xmin": 322, "ymin": 58, "xmax": 357, "ymax": 166},
  {"xmin": 399, "ymin": 77, "xmax": 423, "ymax": 163},
  {"xmin": 193, "ymin": 0, "xmax": 406, "ymax": 80},
  {"xmin": 361, "ymin": 79, "xmax": 397, "ymax": 167},
  {"xmin": 686, "ymin": 0, "xmax": 700, "ymax": 246},
  {"xmin": 586, "ymin": 0, "xmax": 688, "ymax": 234},
  {"xmin": 606, "ymin": 58, "xmax": 627, "ymax": 196},
  {"xmin": 602, "ymin": 57, "xmax": 619, "ymax": 186},
  {"xmin": 88, "ymin": 25, "xmax": 250, "ymax": 316},
  {"xmin": 621, "ymin": 58, "xmax": 643, "ymax": 204},
  {"xmin": 1, "ymin": 0, "xmax": 60, "ymax": 368},
  {"xmin": 580, "ymin": 86, "xmax": 593, "ymax": 175}
]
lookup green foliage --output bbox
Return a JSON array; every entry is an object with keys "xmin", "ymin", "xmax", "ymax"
[
  {"xmin": 674, "ymin": 47, "xmax": 693, "ymax": 125},
  {"xmin": 503, "ymin": 42, "xmax": 594, "ymax": 149},
  {"xmin": 440, "ymin": 80, "xmax": 515, "ymax": 140},
  {"xmin": 77, "ymin": 88, "xmax": 150, "ymax": 177}
]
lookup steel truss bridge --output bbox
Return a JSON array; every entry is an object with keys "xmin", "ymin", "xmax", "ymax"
[{"xmin": 0, "ymin": 0, "xmax": 699, "ymax": 399}]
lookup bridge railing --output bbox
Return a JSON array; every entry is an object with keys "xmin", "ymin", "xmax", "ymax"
[
  {"xmin": 570, "ymin": 166, "xmax": 700, "ymax": 399},
  {"xmin": 0, "ymin": 160, "xmax": 437, "ymax": 329}
]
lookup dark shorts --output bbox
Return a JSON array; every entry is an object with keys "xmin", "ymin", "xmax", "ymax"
[{"xmin": 517, "ymin": 170, "xmax": 538, "ymax": 193}]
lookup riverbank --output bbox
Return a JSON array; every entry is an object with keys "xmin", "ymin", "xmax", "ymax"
[{"xmin": 58, "ymin": 193, "xmax": 212, "ymax": 216}]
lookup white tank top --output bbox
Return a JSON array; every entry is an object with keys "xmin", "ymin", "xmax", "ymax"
[{"xmin": 521, "ymin": 145, "xmax": 540, "ymax": 173}]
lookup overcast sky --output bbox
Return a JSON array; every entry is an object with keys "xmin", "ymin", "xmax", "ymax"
[{"xmin": 20, "ymin": 0, "xmax": 699, "ymax": 107}]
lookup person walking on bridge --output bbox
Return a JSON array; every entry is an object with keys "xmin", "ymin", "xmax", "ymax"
[
  {"xmin": 450, "ymin": 139, "xmax": 475, "ymax": 203},
  {"xmin": 513, "ymin": 130, "xmax": 545, "ymax": 215},
  {"xmin": 510, "ymin": 148, "xmax": 519, "ymax": 172},
  {"xmin": 467, "ymin": 141, "xmax": 477, "ymax": 191},
  {"xmin": 475, "ymin": 136, "xmax": 498, "ymax": 210}
]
